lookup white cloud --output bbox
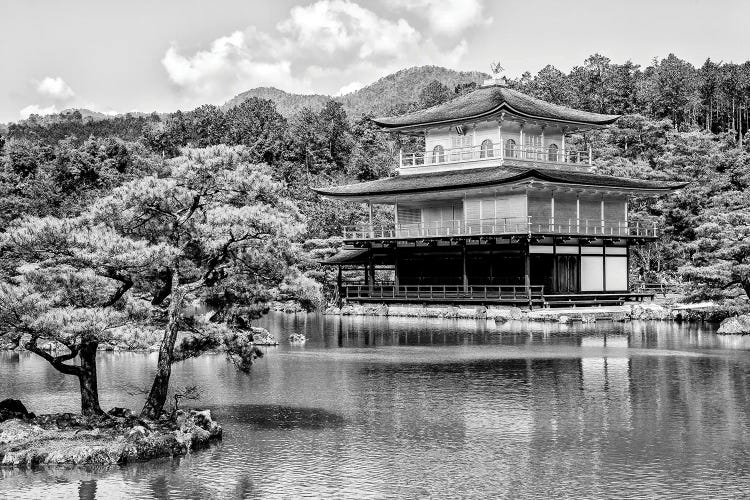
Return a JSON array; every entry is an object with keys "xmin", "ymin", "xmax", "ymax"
[
  {"xmin": 19, "ymin": 104, "xmax": 58, "ymax": 119},
  {"xmin": 387, "ymin": 0, "xmax": 492, "ymax": 35},
  {"xmin": 161, "ymin": 0, "xmax": 469, "ymax": 104},
  {"xmin": 337, "ymin": 81, "xmax": 363, "ymax": 95},
  {"xmin": 35, "ymin": 76, "xmax": 75, "ymax": 99},
  {"xmin": 278, "ymin": 1, "xmax": 420, "ymax": 62},
  {"xmin": 162, "ymin": 31, "xmax": 303, "ymax": 102}
]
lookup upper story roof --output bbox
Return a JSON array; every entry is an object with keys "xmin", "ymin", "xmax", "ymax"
[
  {"xmin": 372, "ymin": 85, "xmax": 620, "ymax": 132},
  {"xmin": 313, "ymin": 166, "xmax": 686, "ymax": 202}
]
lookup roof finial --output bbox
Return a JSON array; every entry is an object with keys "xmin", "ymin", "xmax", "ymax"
[{"xmin": 484, "ymin": 61, "xmax": 507, "ymax": 87}]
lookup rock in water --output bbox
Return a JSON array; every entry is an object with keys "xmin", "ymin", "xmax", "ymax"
[
  {"xmin": 250, "ymin": 327, "xmax": 277, "ymax": 345},
  {"xmin": 558, "ymin": 315, "xmax": 571, "ymax": 324},
  {"xmin": 289, "ymin": 333, "xmax": 307, "ymax": 343},
  {"xmin": 718, "ymin": 315, "xmax": 750, "ymax": 335}
]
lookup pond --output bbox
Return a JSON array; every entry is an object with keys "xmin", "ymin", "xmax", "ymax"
[{"xmin": 2, "ymin": 314, "xmax": 750, "ymax": 499}]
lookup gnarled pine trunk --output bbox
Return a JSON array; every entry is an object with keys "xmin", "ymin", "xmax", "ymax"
[
  {"xmin": 141, "ymin": 275, "xmax": 187, "ymax": 420},
  {"xmin": 78, "ymin": 341, "xmax": 103, "ymax": 416}
]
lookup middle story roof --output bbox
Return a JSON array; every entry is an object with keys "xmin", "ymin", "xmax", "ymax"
[{"xmin": 313, "ymin": 166, "xmax": 687, "ymax": 203}]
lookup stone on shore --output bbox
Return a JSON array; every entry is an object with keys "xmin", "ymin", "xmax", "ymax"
[
  {"xmin": 0, "ymin": 400, "xmax": 35, "ymax": 422},
  {"xmin": 718, "ymin": 315, "xmax": 750, "ymax": 335},
  {"xmin": 611, "ymin": 311, "xmax": 629, "ymax": 322}
]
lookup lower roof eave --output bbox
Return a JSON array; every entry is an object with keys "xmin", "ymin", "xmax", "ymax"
[{"xmin": 312, "ymin": 168, "xmax": 687, "ymax": 203}]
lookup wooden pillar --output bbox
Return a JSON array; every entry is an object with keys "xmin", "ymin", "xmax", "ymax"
[
  {"xmin": 524, "ymin": 243, "xmax": 531, "ymax": 288},
  {"xmin": 461, "ymin": 242, "xmax": 468, "ymax": 292},
  {"xmin": 519, "ymin": 122, "xmax": 525, "ymax": 159},
  {"xmin": 394, "ymin": 201, "xmax": 399, "ymax": 237},
  {"xmin": 336, "ymin": 265, "xmax": 343, "ymax": 307},
  {"xmin": 498, "ymin": 115, "xmax": 504, "ymax": 160},
  {"xmin": 363, "ymin": 264, "xmax": 369, "ymax": 286},
  {"xmin": 550, "ymin": 191, "xmax": 555, "ymax": 230},
  {"xmin": 424, "ymin": 130, "xmax": 429, "ymax": 164},
  {"xmin": 552, "ymin": 242, "xmax": 558, "ymax": 293},
  {"xmin": 540, "ymin": 124, "xmax": 546, "ymax": 161},
  {"xmin": 561, "ymin": 127, "xmax": 567, "ymax": 163},
  {"xmin": 393, "ymin": 245, "xmax": 400, "ymax": 289},
  {"xmin": 524, "ymin": 241, "xmax": 531, "ymax": 309},
  {"xmin": 368, "ymin": 252, "xmax": 375, "ymax": 293},
  {"xmin": 472, "ymin": 123, "xmax": 477, "ymax": 159}
]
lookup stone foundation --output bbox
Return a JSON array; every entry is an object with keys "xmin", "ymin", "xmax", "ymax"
[{"xmin": 324, "ymin": 302, "xmax": 714, "ymax": 322}]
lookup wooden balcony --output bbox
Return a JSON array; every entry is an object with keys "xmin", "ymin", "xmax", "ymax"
[
  {"xmin": 340, "ymin": 284, "xmax": 654, "ymax": 307},
  {"xmin": 400, "ymin": 144, "xmax": 592, "ymax": 173},
  {"xmin": 342, "ymin": 284, "xmax": 545, "ymax": 307},
  {"xmin": 342, "ymin": 217, "xmax": 659, "ymax": 241}
]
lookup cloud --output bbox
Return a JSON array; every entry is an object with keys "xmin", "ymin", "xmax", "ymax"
[
  {"xmin": 35, "ymin": 76, "xmax": 75, "ymax": 100},
  {"xmin": 337, "ymin": 81, "xmax": 363, "ymax": 95},
  {"xmin": 278, "ymin": 1, "xmax": 420, "ymax": 63},
  {"xmin": 161, "ymin": 0, "xmax": 469, "ymax": 104},
  {"xmin": 162, "ymin": 31, "xmax": 298, "ymax": 100},
  {"xmin": 387, "ymin": 0, "xmax": 492, "ymax": 35},
  {"xmin": 19, "ymin": 104, "xmax": 59, "ymax": 119}
]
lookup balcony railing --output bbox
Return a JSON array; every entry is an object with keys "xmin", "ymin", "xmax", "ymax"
[
  {"xmin": 342, "ymin": 217, "xmax": 658, "ymax": 240},
  {"xmin": 343, "ymin": 284, "xmax": 545, "ymax": 304},
  {"xmin": 400, "ymin": 144, "xmax": 591, "ymax": 169}
]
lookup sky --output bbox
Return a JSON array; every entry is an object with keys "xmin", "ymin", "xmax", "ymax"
[{"xmin": 1, "ymin": 0, "xmax": 749, "ymax": 122}]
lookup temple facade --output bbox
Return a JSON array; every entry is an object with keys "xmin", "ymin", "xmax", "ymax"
[{"xmin": 316, "ymin": 81, "xmax": 685, "ymax": 307}]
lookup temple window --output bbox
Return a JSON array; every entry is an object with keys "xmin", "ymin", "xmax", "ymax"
[
  {"xmin": 432, "ymin": 145, "xmax": 445, "ymax": 163},
  {"xmin": 505, "ymin": 139, "xmax": 517, "ymax": 158},
  {"xmin": 480, "ymin": 139, "xmax": 494, "ymax": 158},
  {"xmin": 547, "ymin": 143, "xmax": 559, "ymax": 162}
]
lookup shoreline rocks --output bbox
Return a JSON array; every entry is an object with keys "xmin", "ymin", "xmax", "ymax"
[
  {"xmin": 250, "ymin": 326, "xmax": 277, "ymax": 345},
  {"xmin": 717, "ymin": 314, "xmax": 750, "ymax": 335},
  {"xmin": 324, "ymin": 302, "xmax": 716, "ymax": 323},
  {"xmin": 0, "ymin": 406, "xmax": 222, "ymax": 467}
]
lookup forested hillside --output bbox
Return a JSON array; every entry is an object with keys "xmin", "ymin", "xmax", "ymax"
[
  {"xmin": 3, "ymin": 53, "xmax": 750, "ymax": 314},
  {"xmin": 222, "ymin": 65, "xmax": 488, "ymax": 118},
  {"xmin": 223, "ymin": 87, "xmax": 332, "ymax": 117}
]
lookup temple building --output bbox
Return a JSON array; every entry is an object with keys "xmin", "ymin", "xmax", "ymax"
[{"xmin": 315, "ymin": 81, "xmax": 685, "ymax": 307}]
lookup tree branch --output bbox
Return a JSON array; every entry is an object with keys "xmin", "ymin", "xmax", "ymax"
[
  {"xmin": 102, "ymin": 270, "xmax": 134, "ymax": 307},
  {"xmin": 24, "ymin": 338, "xmax": 81, "ymax": 376}
]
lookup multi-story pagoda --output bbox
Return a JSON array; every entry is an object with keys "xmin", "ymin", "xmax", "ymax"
[{"xmin": 315, "ymin": 81, "xmax": 685, "ymax": 307}]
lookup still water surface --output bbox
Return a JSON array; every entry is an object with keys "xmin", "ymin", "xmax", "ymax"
[{"xmin": 2, "ymin": 314, "xmax": 750, "ymax": 499}]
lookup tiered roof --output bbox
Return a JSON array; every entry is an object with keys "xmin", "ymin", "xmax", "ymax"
[
  {"xmin": 372, "ymin": 85, "xmax": 620, "ymax": 131},
  {"xmin": 313, "ymin": 166, "xmax": 686, "ymax": 201}
]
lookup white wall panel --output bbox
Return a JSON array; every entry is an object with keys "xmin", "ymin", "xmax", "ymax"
[
  {"xmin": 581, "ymin": 256, "xmax": 604, "ymax": 291},
  {"xmin": 605, "ymin": 256, "xmax": 628, "ymax": 291}
]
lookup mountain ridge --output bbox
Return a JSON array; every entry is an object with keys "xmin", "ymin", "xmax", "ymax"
[
  {"xmin": 224, "ymin": 65, "xmax": 490, "ymax": 118},
  {"xmin": 6, "ymin": 65, "xmax": 489, "ymax": 126}
]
